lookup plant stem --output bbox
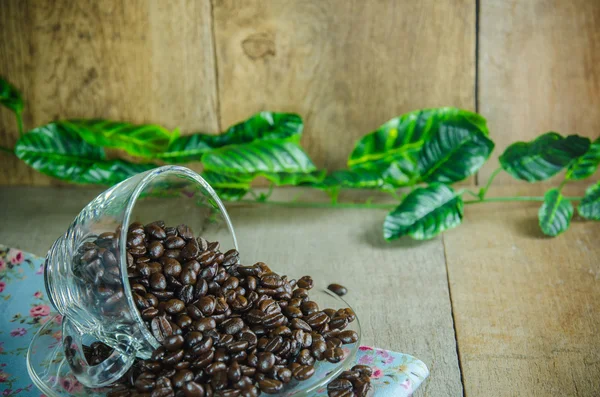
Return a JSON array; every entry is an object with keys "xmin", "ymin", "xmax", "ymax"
[
  {"xmin": 478, "ymin": 167, "xmax": 503, "ymax": 199},
  {"xmin": 15, "ymin": 112, "xmax": 24, "ymax": 137},
  {"xmin": 459, "ymin": 189, "xmax": 481, "ymax": 199},
  {"xmin": 0, "ymin": 146, "xmax": 14, "ymax": 154},
  {"xmin": 464, "ymin": 196, "xmax": 583, "ymax": 205},
  {"xmin": 232, "ymin": 199, "xmax": 396, "ymax": 210}
]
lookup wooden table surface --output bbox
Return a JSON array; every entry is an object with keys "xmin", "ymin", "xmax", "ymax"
[{"xmin": 1, "ymin": 184, "xmax": 599, "ymax": 396}]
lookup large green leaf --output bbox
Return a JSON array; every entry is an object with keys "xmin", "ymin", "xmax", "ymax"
[
  {"xmin": 418, "ymin": 121, "xmax": 494, "ymax": 183},
  {"xmin": 203, "ymin": 140, "xmax": 316, "ymax": 175},
  {"xmin": 159, "ymin": 112, "xmax": 303, "ymax": 163},
  {"xmin": 312, "ymin": 169, "xmax": 394, "ymax": 190},
  {"xmin": 499, "ymin": 132, "xmax": 590, "ymax": 182},
  {"xmin": 0, "ymin": 77, "xmax": 23, "ymax": 115},
  {"xmin": 201, "ymin": 171, "xmax": 252, "ymax": 201},
  {"xmin": 347, "ymin": 108, "xmax": 488, "ymax": 186},
  {"xmin": 59, "ymin": 119, "xmax": 178, "ymax": 158},
  {"xmin": 566, "ymin": 137, "xmax": 600, "ymax": 180},
  {"xmin": 260, "ymin": 170, "xmax": 325, "ymax": 186},
  {"xmin": 15, "ymin": 123, "xmax": 155, "ymax": 185},
  {"xmin": 578, "ymin": 182, "xmax": 600, "ymax": 220},
  {"xmin": 538, "ymin": 188, "xmax": 573, "ymax": 236},
  {"xmin": 383, "ymin": 184, "xmax": 464, "ymax": 241}
]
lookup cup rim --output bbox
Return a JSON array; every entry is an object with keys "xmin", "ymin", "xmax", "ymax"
[{"xmin": 120, "ymin": 165, "xmax": 238, "ymax": 350}]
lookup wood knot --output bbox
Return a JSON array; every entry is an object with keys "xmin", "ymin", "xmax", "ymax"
[{"xmin": 241, "ymin": 32, "xmax": 275, "ymax": 60}]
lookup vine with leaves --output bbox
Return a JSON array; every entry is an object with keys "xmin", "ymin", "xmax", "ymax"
[{"xmin": 1, "ymin": 77, "xmax": 599, "ymax": 240}]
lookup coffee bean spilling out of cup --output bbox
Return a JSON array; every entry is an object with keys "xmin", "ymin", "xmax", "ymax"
[
  {"xmin": 76, "ymin": 221, "xmax": 371, "ymax": 397},
  {"xmin": 327, "ymin": 284, "xmax": 348, "ymax": 297}
]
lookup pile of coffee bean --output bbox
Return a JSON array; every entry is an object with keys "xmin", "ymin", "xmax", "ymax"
[{"xmin": 76, "ymin": 221, "xmax": 371, "ymax": 397}]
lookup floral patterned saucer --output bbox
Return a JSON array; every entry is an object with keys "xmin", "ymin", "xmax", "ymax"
[{"xmin": 0, "ymin": 246, "xmax": 429, "ymax": 397}]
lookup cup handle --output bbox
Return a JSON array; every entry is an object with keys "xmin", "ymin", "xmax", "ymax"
[{"xmin": 62, "ymin": 317, "xmax": 136, "ymax": 388}]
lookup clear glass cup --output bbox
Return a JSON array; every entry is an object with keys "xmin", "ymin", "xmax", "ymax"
[{"xmin": 43, "ymin": 165, "xmax": 238, "ymax": 387}]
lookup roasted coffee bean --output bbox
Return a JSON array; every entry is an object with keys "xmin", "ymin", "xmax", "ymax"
[
  {"xmin": 194, "ymin": 317, "xmax": 216, "ymax": 332},
  {"xmin": 200, "ymin": 263, "xmax": 218, "ymax": 280},
  {"xmin": 239, "ymin": 386, "xmax": 259, "ymax": 397},
  {"xmin": 311, "ymin": 340, "xmax": 327, "ymax": 359},
  {"xmin": 197, "ymin": 296, "xmax": 216, "ymax": 316},
  {"xmin": 163, "ymin": 335, "xmax": 185, "ymax": 351},
  {"xmin": 258, "ymin": 378, "xmax": 282, "ymax": 394},
  {"xmin": 178, "ymin": 285, "xmax": 194, "ymax": 304},
  {"xmin": 301, "ymin": 301, "xmax": 319, "ymax": 316},
  {"xmin": 153, "ymin": 290, "xmax": 175, "ymax": 300},
  {"xmin": 191, "ymin": 349, "xmax": 214, "ymax": 368},
  {"xmin": 163, "ymin": 349, "xmax": 184, "ymax": 366},
  {"xmin": 181, "ymin": 239, "xmax": 200, "ymax": 261},
  {"xmin": 205, "ymin": 361, "xmax": 227, "ymax": 375},
  {"xmin": 146, "ymin": 223, "xmax": 167, "ymax": 240},
  {"xmin": 296, "ymin": 349, "xmax": 314, "ymax": 365},
  {"xmin": 291, "ymin": 318, "xmax": 312, "ymax": 332},
  {"xmin": 165, "ymin": 236, "xmax": 186, "ymax": 250},
  {"xmin": 324, "ymin": 347, "xmax": 344, "ymax": 363},
  {"xmin": 257, "ymin": 352, "xmax": 275, "ymax": 372},
  {"xmin": 326, "ymin": 338, "xmax": 342, "ymax": 349},
  {"xmin": 137, "ymin": 262, "xmax": 152, "ymax": 278},
  {"xmin": 151, "ymin": 316, "xmax": 173, "ymax": 343},
  {"xmin": 263, "ymin": 313, "xmax": 286, "ymax": 329},
  {"xmin": 277, "ymin": 367, "xmax": 292, "ymax": 383},
  {"xmin": 180, "ymin": 268, "xmax": 197, "ymax": 285},
  {"xmin": 182, "ymin": 381, "xmax": 204, "ymax": 397},
  {"xmin": 211, "ymin": 370, "xmax": 228, "ymax": 390},
  {"xmin": 327, "ymin": 283, "xmax": 348, "ymax": 296},
  {"xmin": 148, "ymin": 261, "xmax": 163, "ymax": 274},
  {"xmin": 292, "ymin": 288, "xmax": 309, "ymax": 300},
  {"xmin": 329, "ymin": 316, "xmax": 349, "ymax": 330},
  {"xmin": 131, "ymin": 283, "xmax": 147, "ymax": 295},
  {"xmin": 297, "ymin": 276, "xmax": 314, "ymax": 290},
  {"xmin": 142, "ymin": 307, "xmax": 160, "ymax": 320},
  {"xmin": 150, "ymin": 273, "xmax": 167, "ymax": 291},
  {"xmin": 165, "ymin": 299, "xmax": 185, "ymax": 314},
  {"xmin": 352, "ymin": 364, "xmax": 373, "ymax": 377},
  {"xmin": 207, "ymin": 241, "xmax": 220, "ymax": 251},
  {"xmin": 292, "ymin": 364, "xmax": 315, "ymax": 381},
  {"xmin": 170, "ymin": 369, "xmax": 194, "ymax": 389},
  {"xmin": 305, "ymin": 312, "xmax": 329, "ymax": 329},
  {"xmin": 198, "ymin": 251, "xmax": 216, "ymax": 266},
  {"xmin": 135, "ymin": 377, "xmax": 156, "ymax": 391},
  {"xmin": 221, "ymin": 317, "xmax": 244, "ymax": 335},
  {"xmin": 164, "ymin": 250, "xmax": 181, "ymax": 259},
  {"xmin": 148, "ymin": 241, "xmax": 165, "ymax": 259},
  {"xmin": 338, "ymin": 330, "xmax": 358, "ymax": 344},
  {"xmin": 283, "ymin": 306, "xmax": 303, "ymax": 318}
]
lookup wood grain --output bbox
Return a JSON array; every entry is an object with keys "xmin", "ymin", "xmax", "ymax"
[
  {"xmin": 478, "ymin": 0, "xmax": 600, "ymax": 184},
  {"xmin": 212, "ymin": 0, "xmax": 476, "ymax": 171},
  {"xmin": 444, "ymin": 184, "xmax": 600, "ymax": 396},
  {"xmin": 0, "ymin": 186, "xmax": 464, "ymax": 396},
  {"xmin": 0, "ymin": 0, "xmax": 219, "ymax": 183}
]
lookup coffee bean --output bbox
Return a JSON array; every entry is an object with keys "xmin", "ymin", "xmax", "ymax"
[
  {"xmin": 327, "ymin": 283, "xmax": 348, "ymax": 296},
  {"xmin": 191, "ymin": 337, "xmax": 214, "ymax": 357},
  {"xmin": 163, "ymin": 349, "xmax": 184, "ymax": 366},
  {"xmin": 301, "ymin": 301, "xmax": 319, "ymax": 316},
  {"xmin": 181, "ymin": 239, "xmax": 200, "ymax": 261},
  {"xmin": 297, "ymin": 276, "xmax": 314, "ymax": 290},
  {"xmin": 150, "ymin": 273, "xmax": 167, "ymax": 291},
  {"xmin": 257, "ymin": 352, "xmax": 275, "ymax": 372},
  {"xmin": 305, "ymin": 312, "xmax": 329, "ymax": 329},
  {"xmin": 164, "ymin": 250, "xmax": 181, "ymax": 259},
  {"xmin": 328, "ymin": 390, "xmax": 353, "ymax": 397},
  {"xmin": 165, "ymin": 236, "xmax": 186, "ymax": 250},
  {"xmin": 180, "ymin": 268, "xmax": 197, "ymax": 285},
  {"xmin": 205, "ymin": 361, "xmax": 227, "ymax": 375},
  {"xmin": 196, "ymin": 296, "xmax": 216, "ymax": 316},
  {"xmin": 352, "ymin": 364, "xmax": 373, "ymax": 377},
  {"xmin": 324, "ymin": 347, "xmax": 344, "ymax": 363},
  {"xmin": 147, "ymin": 241, "xmax": 165, "ymax": 259},
  {"xmin": 163, "ymin": 335, "xmax": 185, "ymax": 351},
  {"xmin": 221, "ymin": 317, "xmax": 244, "ymax": 335},
  {"xmin": 263, "ymin": 313, "xmax": 286, "ymax": 329},
  {"xmin": 104, "ymin": 290, "xmax": 124, "ymax": 308},
  {"xmin": 165, "ymin": 299, "xmax": 185, "ymax": 314},
  {"xmin": 182, "ymin": 381, "xmax": 204, "ymax": 397},
  {"xmin": 292, "ymin": 364, "xmax": 315, "ymax": 380},
  {"xmin": 257, "ymin": 378, "xmax": 282, "ymax": 394},
  {"xmin": 178, "ymin": 285, "xmax": 194, "ymax": 304},
  {"xmin": 240, "ymin": 386, "xmax": 259, "ymax": 397},
  {"xmin": 194, "ymin": 317, "xmax": 216, "ymax": 332},
  {"xmin": 151, "ymin": 316, "xmax": 173, "ymax": 343},
  {"xmin": 338, "ymin": 330, "xmax": 359, "ymax": 344},
  {"xmin": 142, "ymin": 307, "xmax": 160, "ymax": 320}
]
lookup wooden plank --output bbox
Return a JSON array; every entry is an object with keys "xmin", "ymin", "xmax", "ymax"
[
  {"xmin": 479, "ymin": 0, "xmax": 600, "ymax": 184},
  {"xmin": 0, "ymin": 186, "xmax": 463, "ymax": 396},
  {"xmin": 444, "ymin": 184, "xmax": 600, "ymax": 396},
  {"xmin": 213, "ymin": 0, "xmax": 476, "ymax": 172},
  {"xmin": 0, "ymin": 0, "xmax": 219, "ymax": 184}
]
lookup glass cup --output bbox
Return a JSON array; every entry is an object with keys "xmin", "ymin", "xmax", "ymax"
[{"xmin": 43, "ymin": 165, "xmax": 238, "ymax": 387}]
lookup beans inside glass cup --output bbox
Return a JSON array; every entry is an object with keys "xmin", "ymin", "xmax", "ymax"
[{"xmin": 77, "ymin": 221, "xmax": 372, "ymax": 397}]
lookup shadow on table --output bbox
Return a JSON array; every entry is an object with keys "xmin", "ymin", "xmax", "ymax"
[{"xmin": 359, "ymin": 219, "xmax": 437, "ymax": 249}]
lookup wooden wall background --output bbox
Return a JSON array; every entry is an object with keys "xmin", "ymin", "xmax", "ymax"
[{"xmin": 0, "ymin": 0, "xmax": 599, "ymax": 186}]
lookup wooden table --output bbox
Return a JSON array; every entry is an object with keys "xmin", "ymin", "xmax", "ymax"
[{"xmin": 1, "ymin": 184, "xmax": 598, "ymax": 396}]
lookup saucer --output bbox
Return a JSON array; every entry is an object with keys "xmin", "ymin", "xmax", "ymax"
[{"xmin": 27, "ymin": 289, "xmax": 360, "ymax": 397}]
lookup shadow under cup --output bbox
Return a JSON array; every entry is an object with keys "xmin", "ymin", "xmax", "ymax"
[{"xmin": 43, "ymin": 166, "xmax": 238, "ymax": 387}]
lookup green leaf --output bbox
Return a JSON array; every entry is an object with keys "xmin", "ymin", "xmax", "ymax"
[
  {"xmin": 59, "ymin": 119, "xmax": 178, "ymax": 158},
  {"xmin": 159, "ymin": 112, "xmax": 303, "ymax": 163},
  {"xmin": 383, "ymin": 184, "xmax": 464, "ymax": 241},
  {"xmin": 15, "ymin": 123, "xmax": 155, "ymax": 185},
  {"xmin": 0, "ymin": 77, "xmax": 23, "ymax": 115},
  {"xmin": 538, "ymin": 188, "xmax": 573, "ymax": 236},
  {"xmin": 261, "ymin": 170, "xmax": 326, "ymax": 186},
  {"xmin": 499, "ymin": 132, "xmax": 590, "ymax": 182},
  {"xmin": 418, "ymin": 121, "xmax": 494, "ymax": 183},
  {"xmin": 203, "ymin": 140, "xmax": 316, "ymax": 175},
  {"xmin": 310, "ymin": 169, "xmax": 394, "ymax": 190},
  {"xmin": 348, "ymin": 108, "xmax": 488, "ymax": 186},
  {"xmin": 566, "ymin": 137, "xmax": 600, "ymax": 180},
  {"xmin": 578, "ymin": 182, "xmax": 600, "ymax": 220},
  {"xmin": 201, "ymin": 171, "xmax": 252, "ymax": 201}
]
